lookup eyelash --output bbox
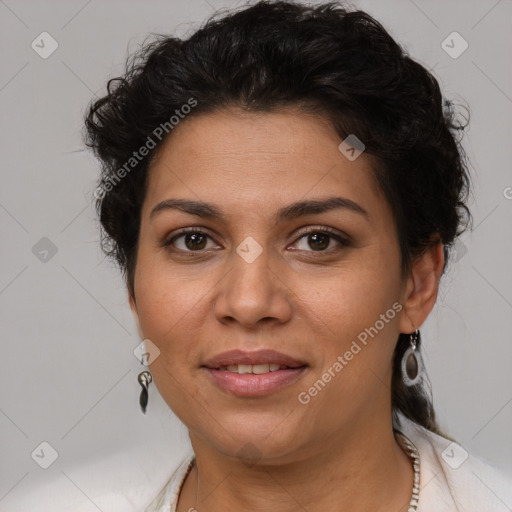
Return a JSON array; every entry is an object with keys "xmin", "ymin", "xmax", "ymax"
[{"xmin": 161, "ymin": 226, "xmax": 351, "ymax": 256}]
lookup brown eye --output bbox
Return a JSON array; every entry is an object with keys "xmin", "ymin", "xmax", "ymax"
[
  {"xmin": 165, "ymin": 229, "xmax": 219, "ymax": 253},
  {"xmin": 306, "ymin": 232, "xmax": 330, "ymax": 251},
  {"xmin": 292, "ymin": 228, "xmax": 350, "ymax": 253},
  {"xmin": 182, "ymin": 232, "xmax": 207, "ymax": 251}
]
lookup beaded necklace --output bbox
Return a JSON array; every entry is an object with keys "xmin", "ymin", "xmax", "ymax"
[{"xmin": 395, "ymin": 431, "xmax": 420, "ymax": 511}]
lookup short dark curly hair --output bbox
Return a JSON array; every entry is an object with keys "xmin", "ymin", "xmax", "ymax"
[{"xmin": 84, "ymin": 0, "xmax": 471, "ymax": 435}]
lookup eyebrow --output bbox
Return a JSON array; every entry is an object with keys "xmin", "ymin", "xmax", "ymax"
[{"xmin": 149, "ymin": 196, "xmax": 369, "ymax": 223}]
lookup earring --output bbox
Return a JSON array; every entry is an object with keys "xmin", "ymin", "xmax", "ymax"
[
  {"xmin": 138, "ymin": 370, "xmax": 152, "ymax": 414},
  {"xmin": 401, "ymin": 330, "xmax": 423, "ymax": 387}
]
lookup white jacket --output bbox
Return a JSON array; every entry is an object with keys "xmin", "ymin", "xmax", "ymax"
[{"xmin": 7, "ymin": 414, "xmax": 510, "ymax": 511}]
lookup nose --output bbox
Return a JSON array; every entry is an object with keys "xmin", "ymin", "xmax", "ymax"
[{"xmin": 213, "ymin": 241, "xmax": 293, "ymax": 330}]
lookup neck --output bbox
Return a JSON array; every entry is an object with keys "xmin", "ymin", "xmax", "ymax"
[{"xmin": 177, "ymin": 412, "xmax": 414, "ymax": 512}]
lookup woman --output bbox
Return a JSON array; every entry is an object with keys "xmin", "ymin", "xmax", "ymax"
[{"xmin": 84, "ymin": 1, "xmax": 511, "ymax": 511}]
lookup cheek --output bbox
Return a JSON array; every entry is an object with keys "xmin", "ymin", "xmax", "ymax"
[
  {"xmin": 291, "ymin": 258, "xmax": 400, "ymax": 333},
  {"xmin": 292, "ymin": 271, "xmax": 401, "ymax": 420},
  {"xmin": 135, "ymin": 246, "xmax": 200, "ymax": 330},
  {"xmin": 288, "ymin": 250, "xmax": 402, "ymax": 384},
  {"xmin": 134, "ymin": 266, "xmax": 206, "ymax": 415},
  {"xmin": 133, "ymin": 264, "xmax": 206, "ymax": 388}
]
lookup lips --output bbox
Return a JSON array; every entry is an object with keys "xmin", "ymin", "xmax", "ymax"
[
  {"xmin": 201, "ymin": 349, "xmax": 308, "ymax": 397},
  {"xmin": 202, "ymin": 349, "xmax": 307, "ymax": 370}
]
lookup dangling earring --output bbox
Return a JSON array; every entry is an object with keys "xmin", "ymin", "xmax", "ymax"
[
  {"xmin": 401, "ymin": 330, "xmax": 423, "ymax": 387},
  {"xmin": 138, "ymin": 370, "xmax": 152, "ymax": 414}
]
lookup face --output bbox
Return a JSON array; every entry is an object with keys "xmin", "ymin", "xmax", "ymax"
[{"xmin": 129, "ymin": 107, "xmax": 412, "ymax": 463}]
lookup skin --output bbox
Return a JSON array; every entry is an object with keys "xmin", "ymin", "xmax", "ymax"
[{"xmin": 129, "ymin": 107, "xmax": 444, "ymax": 512}]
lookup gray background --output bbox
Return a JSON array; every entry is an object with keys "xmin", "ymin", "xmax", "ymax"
[{"xmin": 1, "ymin": 0, "xmax": 511, "ymax": 510}]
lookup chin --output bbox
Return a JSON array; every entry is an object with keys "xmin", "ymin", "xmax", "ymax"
[{"xmin": 195, "ymin": 412, "xmax": 308, "ymax": 463}]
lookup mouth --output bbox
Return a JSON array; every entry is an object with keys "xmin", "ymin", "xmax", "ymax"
[
  {"xmin": 213, "ymin": 363, "xmax": 301, "ymax": 374},
  {"xmin": 201, "ymin": 349, "xmax": 308, "ymax": 397}
]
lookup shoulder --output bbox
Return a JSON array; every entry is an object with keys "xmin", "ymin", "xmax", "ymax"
[
  {"xmin": 4, "ymin": 447, "xmax": 191, "ymax": 512},
  {"xmin": 396, "ymin": 413, "xmax": 512, "ymax": 512}
]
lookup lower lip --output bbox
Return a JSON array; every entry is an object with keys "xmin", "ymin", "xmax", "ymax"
[{"xmin": 203, "ymin": 367, "xmax": 308, "ymax": 397}]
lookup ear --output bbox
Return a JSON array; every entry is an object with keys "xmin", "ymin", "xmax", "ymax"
[
  {"xmin": 128, "ymin": 289, "xmax": 144, "ymax": 339},
  {"xmin": 398, "ymin": 242, "xmax": 445, "ymax": 334}
]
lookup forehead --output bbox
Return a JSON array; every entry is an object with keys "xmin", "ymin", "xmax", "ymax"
[
  {"xmin": 142, "ymin": 108, "xmax": 386, "ymax": 222},
  {"xmin": 151, "ymin": 107, "xmax": 342, "ymax": 167}
]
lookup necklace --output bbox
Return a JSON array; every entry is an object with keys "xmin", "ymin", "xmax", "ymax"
[{"xmin": 395, "ymin": 431, "xmax": 420, "ymax": 511}]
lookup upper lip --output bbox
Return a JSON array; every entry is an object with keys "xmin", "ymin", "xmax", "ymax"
[{"xmin": 202, "ymin": 349, "xmax": 308, "ymax": 369}]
